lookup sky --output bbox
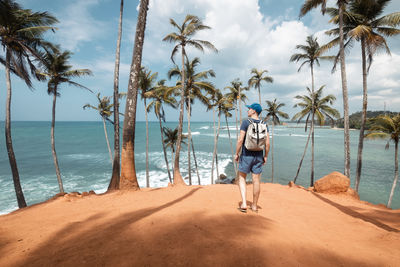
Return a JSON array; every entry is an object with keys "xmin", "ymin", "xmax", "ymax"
[{"xmin": 1, "ymin": 0, "xmax": 400, "ymax": 122}]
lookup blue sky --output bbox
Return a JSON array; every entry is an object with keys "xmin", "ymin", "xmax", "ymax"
[{"xmin": 1, "ymin": 0, "xmax": 400, "ymax": 122}]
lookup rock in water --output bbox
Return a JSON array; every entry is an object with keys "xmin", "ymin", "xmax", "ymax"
[{"xmin": 314, "ymin": 172, "xmax": 350, "ymax": 193}]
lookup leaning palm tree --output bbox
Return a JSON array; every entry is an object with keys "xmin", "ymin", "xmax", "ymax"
[
  {"xmin": 168, "ymin": 57, "xmax": 216, "ymax": 185},
  {"xmin": 83, "ymin": 93, "xmax": 115, "ymax": 164},
  {"xmin": 145, "ymin": 79, "xmax": 177, "ymax": 183},
  {"xmin": 225, "ymin": 79, "xmax": 248, "ymax": 139},
  {"xmin": 139, "ymin": 67, "xmax": 158, "ymax": 188},
  {"xmin": 365, "ymin": 114, "xmax": 400, "ymax": 208},
  {"xmin": 162, "ymin": 14, "xmax": 218, "ymax": 185},
  {"xmin": 36, "ymin": 45, "xmax": 92, "ymax": 194},
  {"xmin": 292, "ymin": 85, "xmax": 340, "ymax": 186},
  {"xmin": 290, "ymin": 35, "xmax": 333, "ymax": 186},
  {"xmin": 300, "ymin": 0, "xmax": 351, "ymax": 179},
  {"xmin": 0, "ymin": 0, "xmax": 58, "ymax": 208},
  {"xmin": 109, "ymin": 0, "xmax": 124, "ymax": 191},
  {"xmin": 248, "ymin": 68, "xmax": 273, "ymax": 106},
  {"xmin": 324, "ymin": 0, "xmax": 400, "ymax": 192},
  {"xmin": 264, "ymin": 99, "xmax": 289, "ymax": 183},
  {"xmin": 221, "ymin": 96, "xmax": 236, "ymax": 173},
  {"xmin": 120, "ymin": 0, "xmax": 149, "ymax": 190}
]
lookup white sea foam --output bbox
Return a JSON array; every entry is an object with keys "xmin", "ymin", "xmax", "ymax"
[
  {"xmin": 199, "ymin": 126, "xmax": 210, "ymax": 130},
  {"xmin": 183, "ymin": 131, "xmax": 200, "ymax": 135}
]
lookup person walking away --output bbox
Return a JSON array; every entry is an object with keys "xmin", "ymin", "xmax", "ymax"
[{"xmin": 235, "ymin": 103, "xmax": 270, "ymax": 213}]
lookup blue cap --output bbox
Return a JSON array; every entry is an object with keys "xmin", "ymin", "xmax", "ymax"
[{"xmin": 246, "ymin": 103, "xmax": 262, "ymax": 115}]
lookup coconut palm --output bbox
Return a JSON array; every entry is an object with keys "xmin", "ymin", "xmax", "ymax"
[
  {"xmin": 290, "ymin": 35, "xmax": 333, "ymax": 186},
  {"xmin": 221, "ymin": 96, "xmax": 237, "ymax": 174},
  {"xmin": 163, "ymin": 14, "xmax": 217, "ymax": 185},
  {"xmin": 365, "ymin": 114, "xmax": 400, "ymax": 208},
  {"xmin": 225, "ymin": 79, "xmax": 249, "ymax": 139},
  {"xmin": 292, "ymin": 85, "xmax": 340, "ymax": 186},
  {"xmin": 83, "ymin": 93, "xmax": 116, "ymax": 164},
  {"xmin": 264, "ymin": 99, "xmax": 289, "ymax": 183},
  {"xmin": 300, "ymin": 0, "xmax": 351, "ymax": 179},
  {"xmin": 36, "ymin": 45, "xmax": 92, "ymax": 194},
  {"xmin": 168, "ymin": 57, "xmax": 216, "ymax": 185},
  {"xmin": 163, "ymin": 126, "xmax": 187, "ymax": 174},
  {"xmin": 248, "ymin": 68, "xmax": 273, "ymax": 106},
  {"xmin": 0, "ymin": 0, "xmax": 58, "ymax": 208},
  {"xmin": 145, "ymin": 79, "xmax": 177, "ymax": 183},
  {"xmin": 139, "ymin": 67, "xmax": 158, "ymax": 188},
  {"xmin": 324, "ymin": 0, "xmax": 400, "ymax": 192},
  {"xmin": 109, "ymin": 0, "xmax": 124, "ymax": 191},
  {"xmin": 120, "ymin": 0, "xmax": 149, "ymax": 190}
]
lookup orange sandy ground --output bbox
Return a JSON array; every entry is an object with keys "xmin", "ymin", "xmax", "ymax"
[{"xmin": 0, "ymin": 183, "xmax": 399, "ymax": 267}]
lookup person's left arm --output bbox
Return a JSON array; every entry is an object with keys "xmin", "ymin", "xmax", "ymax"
[
  {"xmin": 263, "ymin": 131, "xmax": 270, "ymax": 165},
  {"xmin": 234, "ymin": 130, "xmax": 246, "ymax": 162}
]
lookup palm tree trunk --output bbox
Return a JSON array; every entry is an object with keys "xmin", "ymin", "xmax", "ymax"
[
  {"xmin": 102, "ymin": 117, "xmax": 113, "ymax": 164},
  {"xmin": 187, "ymin": 100, "xmax": 192, "ymax": 185},
  {"xmin": 355, "ymin": 37, "xmax": 368, "ymax": 192},
  {"xmin": 310, "ymin": 65, "xmax": 315, "ymax": 187},
  {"xmin": 211, "ymin": 111, "xmax": 221, "ymax": 184},
  {"xmin": 159, "ymin": 117, "xmax": 172, "ymax": 183},
  {"xmin": 271, "ymin": 123, "xmax": 274, "ymax": 183},
  {"xmin": 144, "ymin": 99, "xmax": 150, "ymax": 187},
  {"xmin": 120, "ymin": 0, "xmax": 149, "ymax": 190},
  {"xmin": 235, "ymin": 99, "xmax": 239, "ymax": 140},
  {"xmin": 4, "ymin": 49, "xmax": 26, "ymax": 208},
  {"xmin": 226, "ymin": 115, "xmax": 237, "ymax": 173},
  {"xmin": 211, "ymin": 107, "xmax": 216, "ymax": 183},
  {"xmin": 258, "ymin": 85, "xmax": 261, "ymax": 105},
  {"xmin": 339, "ymin": 1, "xmax": 351, "ymax": 179},
  {"xmin": 239, "ymin": 88, "xmax": 242, "ymax": 125},
  {"xmin": 191, "ymin": 140, "xmax": 201, "ymax": 185},
  {"xmin": 216, "ymin": 113, "xmax": 222, "ymax": 180},
  {"xmin": 51, "ymin": 90, "xmax": 64, "ymax": 193},
  {"xmin": 294, "ymin": 126, "xmax": 312, "ymax": 184},
  {"xmin": 108, "ymin": 0, "xmax": 123, "ymax": 191},
  {"xmin": 172, "ymin": 46, "xmax": 187, "ymax": 186},
  {"xmin": 387, "ymin": 141, "xmax": 399, "ymax": 208}
]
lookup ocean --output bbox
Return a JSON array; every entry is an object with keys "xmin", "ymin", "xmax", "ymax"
[{"xmin": 0, "ymin": 120, "xmax": 399, "ymax": 214}]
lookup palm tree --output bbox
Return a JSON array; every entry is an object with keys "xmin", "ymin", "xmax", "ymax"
[
  {"xmin": 145, "ymin": 79, "xmax": 177, "ymax": 183},
  {"xmin": 163, "ymin": 126, "xmax": 187, "ymax": 175},
  {"xmin": 120, "ymin": 0, "xmax": 149, "ymax": 190},
  {"xmin": 109, "ymin": 0, "xmax": 124, "ymax": 191},
  {"xmin": 292, "ymin": 85, "xmax": 340, "ymax": 186},
  {"xmin": 163, "ymin": 14, "xmax": 217, "ymax": 185},
  {"xmin": 221, "ymin": 96, "xmax": 237, "ymax": 174},
  {"xmin": 300, "ymin": 0, "xmax": 351, "ymax": 179},
  {"xmin": 365, "ymin": 114, "xmax": 400, "ymax": 208},
  {"xmin": 225, "ymin": 79, "xmax": 248, "ymax": 139},
  {"xmin": 324, "ymin": 0, "xmax": 400, "ymax": 192},
  {"xmin": 290, "ymin": 35, "xmax": 333, "ymax": 186},
  {"xmin": 36, "ymin": 45, "xmax": 92, "ymax": 194},
  {"xmin": 264, "ymin": 99, "xmax": 289, "ymax": 183},
  {"xmin": 83, "ymin": 93, "xmax": 115, "ymax": 164},
  {"xmin": 0, "ymin": 0, "xmax": 58, "ymax": 208},
  {"xmin": 168, "ymin": 57, "xmax": 216, "ymax": 185},
  {"xmin": 248, "ymin": 68, "xmax": 273, "ymax": 106},
  {"xmin": 139, "ymin": 67, "xmax": 158, "ymax": 188}
]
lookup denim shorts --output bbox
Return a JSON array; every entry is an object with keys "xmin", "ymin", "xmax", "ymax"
[{"xmin": 238, "ymin": 154, "xmax": 264, "ymax": 174}]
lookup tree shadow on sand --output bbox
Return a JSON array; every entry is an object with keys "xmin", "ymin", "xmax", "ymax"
[{"xmin": 9, "ymin": 188, "xmax": 390, "ymax": 267}]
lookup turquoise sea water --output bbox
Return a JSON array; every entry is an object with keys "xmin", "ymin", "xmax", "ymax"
[{"xmin": 0, "ymin": 121, "xmax": 399, "ymax": 214}]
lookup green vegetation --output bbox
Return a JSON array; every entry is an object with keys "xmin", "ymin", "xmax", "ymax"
[{"xmin": 336, "ymin": 111, "xmax": 398, "ymax": 130}]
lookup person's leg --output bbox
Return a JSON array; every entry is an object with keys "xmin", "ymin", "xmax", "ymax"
[
  {"xmin": 238, "ymin": 171, "xmax": 247, "ymax": 209},
  {"xmin": 251, "ymin": 173, "xmax": 261, "ymax": 211}
]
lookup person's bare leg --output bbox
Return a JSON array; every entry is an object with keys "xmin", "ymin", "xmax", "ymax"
[
  {"xmin": 238, "ymin": 171, "xmax": 247, "ymax": 209},
  {"xmin": 251, "ymin": 173, "xmax": 261, "ymax": 211}
]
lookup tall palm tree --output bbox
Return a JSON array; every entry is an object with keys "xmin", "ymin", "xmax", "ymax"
[
  {"xmin": 83, "ymin": 93, "xmax": 115, "ymax": 164},
  {"xmin": 221, "ymin": 96, "xmax": 236, "ymax": 174},
  {"xmin": 120, "ymin": 0, "xmax": 149, "ymax": 190},
  {"xmin": 145, "ymin": 79, "xmax": 177, "ymax": 183},
  {"xmin": 264, "ymin": 99, "xmax": 289, "ymax": 183},
  {"xmin": 248, "ymin": 68, "xmax": 273, "ymax": 106},
  {"xmin": 163, "ymin": 126, "xmax": 187, "ymax": 176},
  {"xmin": 163, "ymin": 14, "xmax": 217, "ymax": 185},
  {"xmin": 290, "ymin": 35, "xmax": 333, "ymax": 186},
  {"xmin": 0, "ymin": 0, "xmax": 58, "ymax": 208},
  {"xmin": 139, "ymin": 67, "xmax": 158, "ymax": 188},
  {"xmin": 225, "ymin": 79, "xmax": 248, "ymax": 139},
  {"xmin": 168, "ymin": 57, "xmax": 216, "ymax": 185},
  {"xmin": 365, "ymin": 114, "xmax": 400, "ymax": 208},
  {"xmin": 37, "ymin": 45, "xmax": 92, "ymax": 194},
  {"xmin": 292, "ymin": 85, "xmax": 340, "ymax": 186},
  {"xmin": 324, "ymin": 0, "xmax": 400, "ymax": 192},
  {"xmin": 300, "ymin": 0, "xmax": 351, "ymax": 179},
  {"xmin": 109, "ymin": 0, "xmax": 124, "ymax": 191}
]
